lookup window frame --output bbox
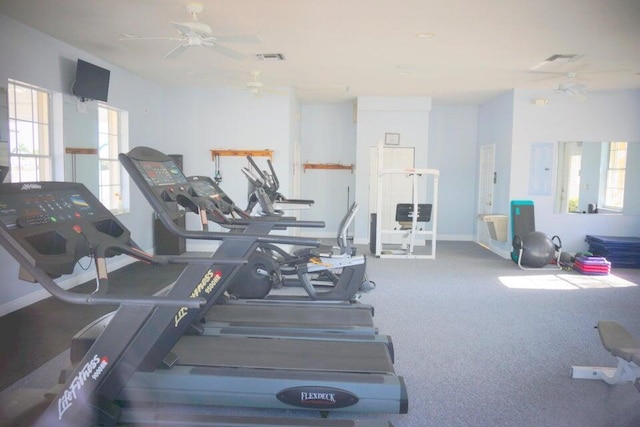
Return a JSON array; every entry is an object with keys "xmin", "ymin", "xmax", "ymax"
[
  {"xmin": 7, "ymin": 80, "xmax": 54, "ymax": 182},
  {"xmin": 602, "ymin": 141, "xmax": 627, "ymax": 212},
  {"xmin": 97, "ymin": 104, "xmax": 129, "ymax": 215}
]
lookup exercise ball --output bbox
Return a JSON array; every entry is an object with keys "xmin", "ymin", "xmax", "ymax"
[{"xmin": 513, "ymin": 231, "xmax": 555, "ymax": 268}]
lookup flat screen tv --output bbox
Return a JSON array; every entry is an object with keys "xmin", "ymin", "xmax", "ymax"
[{"xmin": 72, "ymin": 59, "xmax": 110, "ymax": 102}]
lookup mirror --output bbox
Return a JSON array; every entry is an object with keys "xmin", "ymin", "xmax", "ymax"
[{"xmin": 555, "ymin": 141, "xmax": 640, "ymax": 215}]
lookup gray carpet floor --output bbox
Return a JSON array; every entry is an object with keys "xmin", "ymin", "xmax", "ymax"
[
  {"xmin": 0, "ymin": 262, "xmax": 186, "ymax": 391},
  {"xmin": 2, "ymin": 241, "xmax": 639, "ymax": 426}
]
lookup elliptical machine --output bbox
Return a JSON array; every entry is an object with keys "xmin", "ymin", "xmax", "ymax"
[{"xmin": 188, "ymin": 174, "xmax": 373, "ymax": 301}]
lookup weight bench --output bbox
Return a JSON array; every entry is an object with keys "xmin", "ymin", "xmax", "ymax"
[{"xmin": 571, "ymin": 320, "xmax": 640, "ymax": 391}]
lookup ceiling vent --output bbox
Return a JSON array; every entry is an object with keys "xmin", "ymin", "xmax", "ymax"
[
  {"xmin": 544, "ymin": 54, "xmax": 582, "ymax": 62},
  {"xmin": 531, "ymin": 54, "xmax": 584, "ymax": 70},
  {"xmin": 256, "ymin": 53, "xmax": 286, "ymax": 61}
]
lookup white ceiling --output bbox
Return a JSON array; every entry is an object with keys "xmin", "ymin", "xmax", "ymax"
[{"xmin": 1, "ymin": 0, "xmax": 639, "ymax": 104}]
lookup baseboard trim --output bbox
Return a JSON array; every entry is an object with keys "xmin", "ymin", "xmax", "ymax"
[{"xmin": 353, "ymin": 234, "xmax": 474, "ymax": 245}]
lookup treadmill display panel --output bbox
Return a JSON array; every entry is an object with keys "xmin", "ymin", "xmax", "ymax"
[
  {"xmin": 136, "ymin": 160, "xmax": 189, "ymax": 186},
  {"xmin": 0, "ymin": 188, "xmax": 97, "ymax": 229},
  {"xmin": 190, "ymin": 179, "xmax": 220, "ymax": 199}
]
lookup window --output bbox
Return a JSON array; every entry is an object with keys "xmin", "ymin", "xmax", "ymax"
[
  {"xmin": 7, "ymin": 80, "xmax": 52, "ymax": 182},
  {"xmin": 567, "ymin": 154, "xmax": 581, "ymax": 213},
  {"xmin": 98, "ymin": 105, "xmax": 125, "ymax": 214},
  {"xmin": 603, "ymin": 141, "xmax": 627, "ymax": 211}
]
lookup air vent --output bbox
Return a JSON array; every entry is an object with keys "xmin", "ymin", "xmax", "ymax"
[
  {"xmin": 544, "ymin": 54, "xmax": 581, "ymax": 62},
  {"xmin": 531, "ymin": 54, "xmax": 584, "ymax": 70},
  {"xmin": 256, "ymin": 53, "xmax": 286, "ymax": 61}
]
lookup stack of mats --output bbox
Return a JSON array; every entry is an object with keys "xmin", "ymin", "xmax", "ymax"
[
  {"xmin": 574, "ymin": 255, "xmax": 611, "ymax": 275},
  {"xmin": 585, "ymin": 235, "xmax": 640, "ymax": 268}
]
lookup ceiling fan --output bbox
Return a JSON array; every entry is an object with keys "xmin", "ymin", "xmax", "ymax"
[
  {"xmin": 119, "ymin": 2, "xmax": 260, "ymax": 60},
  {"xmin": 245, "ymin": 71, "xmax": 285, "ymax": 97},
  {"xmin": 553, "ymin": 72, "xmax": 588, "ymax": 97}
]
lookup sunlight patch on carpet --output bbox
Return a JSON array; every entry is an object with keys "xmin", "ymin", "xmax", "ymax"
[{"xmin": 498, "ymin": 273, "xmax": 638, "ymax": 290}]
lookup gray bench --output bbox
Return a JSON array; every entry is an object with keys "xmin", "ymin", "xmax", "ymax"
[{"xmin": 572, "ymin": 320, "xmax": 640, "ymax": 386}]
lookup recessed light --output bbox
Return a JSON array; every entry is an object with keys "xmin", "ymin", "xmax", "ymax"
[{"xmin": 416, "ymin": 32, "xmax": 435, "ymax": 39}]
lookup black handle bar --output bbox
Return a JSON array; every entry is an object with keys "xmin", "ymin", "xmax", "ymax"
[{"xmin": 0, "ymin": 226, "xmax": 205, "ymax": 309}]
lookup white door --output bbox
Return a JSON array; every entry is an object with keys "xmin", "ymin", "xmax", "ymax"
[
  {"xmin": 556, "ymin": 141, "xmax": 582, "ymax": 213},
  {"xmin": 476, "ymin": 144, "xmax": 495, "ymax": 247},
  {"xmin": 369, "ymin": 146, "xmax": 415, "ymax": 244}
]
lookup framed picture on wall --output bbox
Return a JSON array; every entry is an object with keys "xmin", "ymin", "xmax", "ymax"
[{"xmin": 385, "ymin": 133, "xmax": 400, "ymax": 146}]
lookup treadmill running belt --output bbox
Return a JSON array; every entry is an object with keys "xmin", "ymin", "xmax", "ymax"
[
  {"xmin": 207, "ymin": 304, "xmax": 374, "ymax": 328},
  {"xmin": 173, "ymin": 336, "xmax": 394, "ymax": 374}
]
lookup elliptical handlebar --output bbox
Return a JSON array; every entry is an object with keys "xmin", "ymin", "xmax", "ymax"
[
  {"xmin": 246, "ymin": 155, "xmax": 273, "ymax": 190},
  {"xmin": 266, "ymin": 158, "xmax": 280, "ymax": 192}
]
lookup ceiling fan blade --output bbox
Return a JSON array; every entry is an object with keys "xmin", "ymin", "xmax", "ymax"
[
  {"xmin": 204, "ymin": 35, "xmax": 261, "ymax": 44},
  {"xmin": 119, "ymin": 34, "xmax": 184, "ymax": 42},
  {"xmin": 171, "ymin": 22, "xmax": 195, "ymax": 37},
  {"xmin": 204, "ymin": 42, "xmax": 246, "ymax": 60},
  {"xmin": 164, "ymin": 43, "xmax": 189, "ymax": 59}
]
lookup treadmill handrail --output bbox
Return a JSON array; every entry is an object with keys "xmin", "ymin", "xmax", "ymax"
[
  {"xmin": 207, "ymin": 211, "xmax": 324, "ymax": 229},
  {"xmin": 92, "ymin": 240, "xmax": 245, "ymax": 297},
  {"xmin": 0, "ymin": 224, "xmax": 205, "ymax": 309},
  {"xmin": 155, "ymin": 209, "xmax": 321, "ymax": 247}
]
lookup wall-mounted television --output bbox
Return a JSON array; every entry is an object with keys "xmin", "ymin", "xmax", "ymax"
[{"xmin": 72, "ymin": 59, "xmax": 110, "ymax": 102}]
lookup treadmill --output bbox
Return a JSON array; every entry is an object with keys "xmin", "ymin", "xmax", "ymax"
[
  {"xmin": 184, "ymin": 175, "xmax": 391, "ymax": 351},
  {"xmin": 71, "ymin": 161, "xmax": 393, "ymax": 362},
  {"xmin": 0, "ymin": 181, "xmax": 397, "ymax": 426},
  {"xmin": 113, "ymin": 146, "xmax": 408, "ymax": 415},
  {"xmin": 70, "ymin": 162, "xmax": 394, "ymax": 363}
]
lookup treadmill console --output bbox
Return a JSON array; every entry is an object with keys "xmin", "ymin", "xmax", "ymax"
[
  {"xmin": 188, "ymin": 176, "xmax": 236, "ymax": 214},
  {"xmin": 0, "ymin": 182, "xmax": 132, "ymax": 277},
  {"xmin": 121, "ymin": 147, "xmax": 201, "ymax": 217}
]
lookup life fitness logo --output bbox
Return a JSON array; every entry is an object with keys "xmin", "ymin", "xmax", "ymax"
[
  {"xmin": 57, "ymin": 354, "xmax": 109, "ymax": 420},
  {"xmin": 21, "ymin": 183, "xmax": 42, "ymax": 190},
  {"xmin": 174, "ymin": 270, "xmax": 222, "ymax": 327}
]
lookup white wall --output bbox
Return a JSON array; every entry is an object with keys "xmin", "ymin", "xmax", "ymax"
[
  {"xmin": 299, "ymin": 103, "xmax": 356, "ymax": 234},
  {"xmin": 510, "ymin": 88, "xmax": 640, "ymax": 253},
  {"xmin": 428, "ymin": 105, "xmax": 478, "ymax": 240},
  {"xmin": 0, "ymin": 14, "xmax": 164, "ymax": 313},
  {"xmin": 159, "ymin": 86, "xmax": 296, "ymax": 249}
]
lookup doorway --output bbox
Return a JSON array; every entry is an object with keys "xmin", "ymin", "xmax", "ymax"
[{"xmin": 476, "ymin": 144, "xmax": 495, "ymax": 248}]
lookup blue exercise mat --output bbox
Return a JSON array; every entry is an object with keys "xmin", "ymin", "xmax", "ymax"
[{"xmin": 585, "ymin": 235, "xmax": 640, "ymax": 268}]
